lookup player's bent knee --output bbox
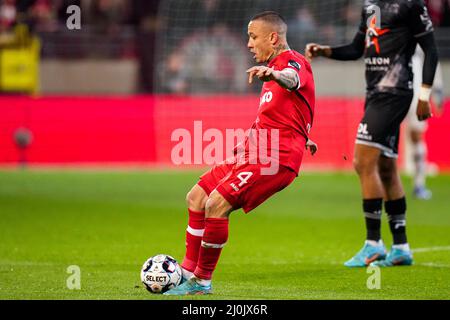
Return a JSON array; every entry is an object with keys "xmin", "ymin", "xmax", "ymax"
[
  {"xmin": 205, "ymin": 191, "xmax": 232, "ymax": 219},
  {"xmin": 186, "ymin": 185, "xmax": 208, "ymax": 211}
]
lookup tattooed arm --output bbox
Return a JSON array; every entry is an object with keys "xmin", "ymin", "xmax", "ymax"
[
  {"xmin": 246, "ymin": 66, "xmax": 299, "ymax": 90},
  {"xmin": 275, "ymin": 68, "xmax": 300, "ymax": 90}
]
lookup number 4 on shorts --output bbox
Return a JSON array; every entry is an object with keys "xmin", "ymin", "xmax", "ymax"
[{"xmin": 237, "ymin": 172, "xmax": 253, "ymax": 187}]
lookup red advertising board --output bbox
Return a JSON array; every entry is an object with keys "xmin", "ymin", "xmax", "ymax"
[{"xmin": 1, "ymin": 96, "xmax": 449, "ymax": 170}]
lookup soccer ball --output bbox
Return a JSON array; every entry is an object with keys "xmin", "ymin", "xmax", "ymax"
[{"xmin": 140, "ymin": 254, "xmax": 182, "ymax": 293}]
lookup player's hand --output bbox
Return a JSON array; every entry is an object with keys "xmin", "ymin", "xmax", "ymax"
[
  {"xmin": 416, "ymin": 99, "xmax": 433, "ymax": 121},
  {"xmin": 305, "ymin": 43, "xmax": 330, "ymax": 63},
  {"xmin": 306, "ymin": 139, "xmax": 318, "ymax": 156},
  {"xmin": 246, "ymin": 66, "xmax": 278, "ymax": 84}
]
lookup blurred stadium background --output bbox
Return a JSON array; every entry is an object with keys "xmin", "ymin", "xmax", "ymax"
[
  {"xmin": 1, "ymin": 0, "xmax": 450, "ymax": 300},
  {"xmin": 0, "ymin": 0, "xmax": 449, "ymax": 171}
]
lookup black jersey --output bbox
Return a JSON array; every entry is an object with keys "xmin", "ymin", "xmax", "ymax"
[{"xmin": 357, "ymin": 0, "xmax": 434, "ymax": 94}]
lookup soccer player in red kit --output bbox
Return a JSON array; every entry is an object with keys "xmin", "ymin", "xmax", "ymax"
[{"xmin": 164, "ymin": 11, "xmax": 316, "ymax": 295}]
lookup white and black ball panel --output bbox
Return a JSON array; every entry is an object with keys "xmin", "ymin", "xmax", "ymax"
[{"xmin": 140, "ymin": 254, "xmax": 182, "ymax": 294}]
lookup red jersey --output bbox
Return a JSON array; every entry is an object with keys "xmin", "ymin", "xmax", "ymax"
[{"xmin": 243, "ymin": 50, "xmax": 315, "ymax": 175}]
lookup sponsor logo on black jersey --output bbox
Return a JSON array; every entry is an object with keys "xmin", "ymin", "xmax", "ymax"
[{"xmin": 365, "ymin": 16, "xmax": 390, "ymax": 54}]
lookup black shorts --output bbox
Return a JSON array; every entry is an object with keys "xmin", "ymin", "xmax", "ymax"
[{"xmin": 356, "ymin": 91, "xmax": 413, "ymax": 158}]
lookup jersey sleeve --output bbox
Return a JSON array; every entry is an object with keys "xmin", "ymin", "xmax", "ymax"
[
  {"xmin": 281, "ymin": 57, "xmax": 303, "ymax": 91},
  {"xmin": 408, "ymin": 0, "xmax": 434, "ymax": 38}
]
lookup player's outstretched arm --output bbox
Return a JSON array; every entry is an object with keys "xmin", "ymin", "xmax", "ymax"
[
  {"xmin": 247, "ymin": 66, "xmax": 299, "ymax": 90},
  {"xmin": 304, "ymin": 43, "xmax": 332, "ymax": 62},
  {"xmin": 306, "ymin": 31, "xmax": 365, "ymax": 63}
]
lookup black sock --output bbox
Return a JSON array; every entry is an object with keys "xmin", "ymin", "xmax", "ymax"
[
  {"xmin": 385, "ymin": 197, "xmax": 407, "ymax": 245},
  {"xmin": 363, "ymin": 198, "xmax": 383, "ymax": 242}
]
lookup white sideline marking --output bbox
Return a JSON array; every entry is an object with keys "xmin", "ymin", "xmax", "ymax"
[
  {"xmin": 412, "ymin": 246, "xmax": 450, "ymax": 253},
  {"xmin": 0, "ymin": 260, "xmax": 54, "ymax": 267},
  {"xmin": 416, "ymin": 262, "xmax": 450, "ymax": 268}
]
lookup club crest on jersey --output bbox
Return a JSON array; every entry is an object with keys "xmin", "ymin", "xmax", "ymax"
[{"xmin": 288, "ymin": 60, "xmax": 300, "ymax": 71}]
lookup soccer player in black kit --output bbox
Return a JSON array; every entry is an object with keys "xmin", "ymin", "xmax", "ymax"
[{"xmin": 305, "ymin": 0, "xmax": 439, "ymax": 267}]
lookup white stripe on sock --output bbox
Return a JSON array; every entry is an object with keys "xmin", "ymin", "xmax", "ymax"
[
  {"xmin": 187, "ymin": 226, "xmax": 204, "ymax": 237},
  {"xmin": 201, "ymin": 241, "xmax": 226, "ymax": 248}
]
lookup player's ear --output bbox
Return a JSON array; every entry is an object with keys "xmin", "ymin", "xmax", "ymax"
[{"xmin": 269, "ymin": 32, "xmax": 278, "ymax": 46}]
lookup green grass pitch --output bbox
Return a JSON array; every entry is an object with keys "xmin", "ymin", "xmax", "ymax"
[{"xmin": 0, "ymin": 169, "xmax": 449, "ymax": 300}]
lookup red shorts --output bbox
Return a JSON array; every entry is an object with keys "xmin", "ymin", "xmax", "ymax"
[{"xmin": 197, "ymin": 158, "xmax": 297, "ymax": 213}]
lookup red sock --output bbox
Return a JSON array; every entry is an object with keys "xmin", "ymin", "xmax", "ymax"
[
  {"xmin": 194, "ymin": 218, "xmax": 229, "ymax": 280},
  {"xmin": 181, "ymin": 209, "xmax": 205, "ymax": 272}
]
